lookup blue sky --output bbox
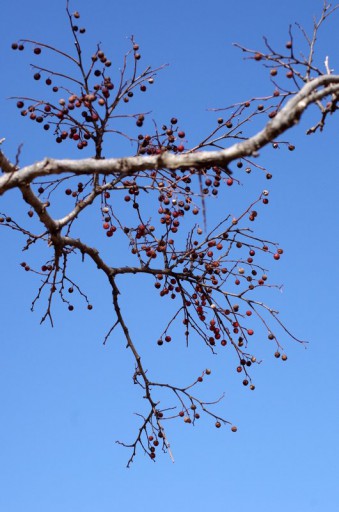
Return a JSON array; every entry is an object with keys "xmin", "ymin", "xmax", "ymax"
[{"xmin": 0, "ymin": 1, "xmax": 339, "ymax": 511}]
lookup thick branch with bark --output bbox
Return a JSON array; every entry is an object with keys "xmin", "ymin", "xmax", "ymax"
[{"xmin": 1, "ymin": 74, "xmax": 339, "ymax": 193}]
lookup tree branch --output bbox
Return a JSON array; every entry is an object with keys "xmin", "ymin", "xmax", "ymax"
[{"xmin": 1, "ymin": 74, "xmax": 339, "ymax": 194}]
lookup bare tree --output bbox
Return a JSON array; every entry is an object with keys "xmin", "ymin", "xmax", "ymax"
[{"xmin": 1, "ymin": 1, "xmax": 338, "ymax": 466}]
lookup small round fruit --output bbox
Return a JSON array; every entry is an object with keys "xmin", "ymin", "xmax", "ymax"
[
  {"xmin": 215, "ymin": 421, "xmax": 221, "ymax": 428},
  {"xmin": 231, "ymin": 426, "xmax": 238, "ymax": 432}
]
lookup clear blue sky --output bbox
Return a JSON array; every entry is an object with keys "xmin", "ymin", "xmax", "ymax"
[{"xmin": 1, "ymin": 1, "xmax": 339, "ymax": 511}]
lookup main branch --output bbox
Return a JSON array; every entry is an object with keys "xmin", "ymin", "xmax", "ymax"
[{"xmin": 1, "ymin": 74, "xmax": 339, "ymax": 193}]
